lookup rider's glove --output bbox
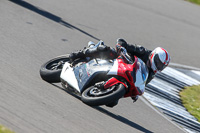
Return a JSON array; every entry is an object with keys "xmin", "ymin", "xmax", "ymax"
[
  {"xmin": 116, "ymin": 38, "xmax": 128, "ymax": 49},
  {"xmin": 116, "ymin": 44, "xmax": 123, "ymax": 54},
  {"xmin": 116, "ymin": 44, "xmax": 127, "ymax": 55},
  {"xmin": 131, "ymin": 95, "xmax": 139, "ymax": 103}
]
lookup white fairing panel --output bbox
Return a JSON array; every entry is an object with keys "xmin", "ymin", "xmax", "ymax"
[
  {"xmin": 60, "ymin": 62, "xmax": 80, "ymax": 92},
  {"xmin": 107, "ymin": 59, "xmax": 118, "ymax": 75}
]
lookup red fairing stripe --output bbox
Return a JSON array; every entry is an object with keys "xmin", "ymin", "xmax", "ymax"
[{"xmin": 104, "ymin": 77, "xmax": 128, "ymax": 89}]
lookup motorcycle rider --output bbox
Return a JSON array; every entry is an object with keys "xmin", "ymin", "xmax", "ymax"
[{"xmin": 69, "ymin": 38, "xmax": 170, "ymax": 107}]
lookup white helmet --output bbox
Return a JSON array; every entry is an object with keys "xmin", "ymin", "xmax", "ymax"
[{"xmin": 149, "ymin": 47, "xmax": 170, "ymax": 73}]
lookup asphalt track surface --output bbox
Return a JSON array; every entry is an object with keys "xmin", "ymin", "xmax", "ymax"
[{"xmin": 1, "ymin": 0, "xmax": 200, "ymax": 132}]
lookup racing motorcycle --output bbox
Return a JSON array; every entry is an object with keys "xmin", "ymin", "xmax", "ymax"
[{"xmin": 40, "ymin": 41, "xmax": 149, "ymax": 106}]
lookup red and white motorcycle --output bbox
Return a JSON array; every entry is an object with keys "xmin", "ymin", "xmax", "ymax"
[{"xmin": 40, "ymin": 41, "xmax": 149, "ymax": 106}]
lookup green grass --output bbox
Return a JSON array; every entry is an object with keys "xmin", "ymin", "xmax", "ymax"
[
  {"xmin": 180, "ymin": 85, "xmax": 200, "ymax": 122},
  {"xmin": 187, "ymin": 0, "xmax": 200, "ymax": 5},
  {"xmin": 0, "ymin": 125, "xmax": 14, "ymax": 133}
]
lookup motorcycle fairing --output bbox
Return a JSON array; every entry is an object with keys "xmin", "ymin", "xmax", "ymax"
[
  {"xmin": 61, "ymin": 59, "xmax": 114, "ymax": 93},
  {"xmin": 85, "ymin": 59, "xmax": 114, "ymax": 75},
  {"xmin": 61, "ymin": 56, "xmax": 148, "ymax": 97},
  {"xmin": 60, "ymin": 62, "xmax": 80, "ymax": 92},
  {"xmin": 107, "ymin": 59, "xmax": 118, "ymax": 75},
  {"xmin": 116, "ymin": 56, "xmax": 149, "ymax": 97},
  {"xmin": 73, "ymin": 63, "xmax": 90, "ymax": 92}
]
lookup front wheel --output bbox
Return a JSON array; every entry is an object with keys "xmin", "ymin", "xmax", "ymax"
[
  {"xmin": 81, "ymin": 83, "xmax": 126, "ymax": 106},
  {"xmin": 40, "ymin": 55, "xmax": 70, "ymax": 83}
]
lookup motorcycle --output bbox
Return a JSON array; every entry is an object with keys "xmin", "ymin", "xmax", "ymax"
[{"xmin": 40, "ymin": 41, "xmax": 149, "ymax": 106}]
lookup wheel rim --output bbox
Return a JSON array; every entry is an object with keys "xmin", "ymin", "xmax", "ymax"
[{"xmin": 88, "ymin": 86, "xmax": 115, "ymax": 97}]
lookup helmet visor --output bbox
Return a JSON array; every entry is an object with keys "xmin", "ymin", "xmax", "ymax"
[{"xmin": 154, "ymin": 54, "xmax": 166, "ymax": 71}]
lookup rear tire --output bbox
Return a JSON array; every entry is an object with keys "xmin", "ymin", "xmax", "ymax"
[
  {"xmin": 40, "ymin": 55, "xmax": 70, "ymax": 83},
  {"xmin": 81, "ymin": 83, "xmax": 126, "ymax": 106}
]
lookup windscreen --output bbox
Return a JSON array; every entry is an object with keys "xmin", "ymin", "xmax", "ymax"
[{"xmin": 138, "ymin": 59, "xmax": 149, "ymax": 83}]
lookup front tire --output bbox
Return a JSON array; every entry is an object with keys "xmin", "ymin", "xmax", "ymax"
[
  {"xmin": 40, "ymin": 55, "xmax": 70, "ymax": 83},
  {"xmin": 81, "ymin": 83, "xmax": 126, "ymax": 106}
]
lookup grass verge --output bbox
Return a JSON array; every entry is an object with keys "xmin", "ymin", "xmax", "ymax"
[
  {"xmin": 0, "ymin": 125, "xmax": 14, "ymax": 133},
  {"xmin": 180, "ymin": 85, "xmax": 200, "ymax": 122},
  {"xmin": 187, "ymin": 0, "xmax": 200, "ymax": 5}
]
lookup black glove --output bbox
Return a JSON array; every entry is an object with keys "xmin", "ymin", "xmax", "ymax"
[
  {"xmin": 117, "ymin": 38, "xmax": 128, "ymax": 49},
  {"xmin": 116, "ymin": 44, "xmax": 127, "ymax": 56},
  {"xmin": 69, "ymin": 49, "xmax": 85, "ymax": 62},
  {"xmin": 116, "ymin": 44, "xmax": 123, "ymax": 54}
]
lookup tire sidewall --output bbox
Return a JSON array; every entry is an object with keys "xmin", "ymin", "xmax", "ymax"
[{"xmin": 40, "ymin": 55, "xmax": 70, "ymax": 83}]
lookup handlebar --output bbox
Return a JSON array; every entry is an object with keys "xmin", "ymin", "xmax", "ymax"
[
  {"xmin": 95, "ymin": 41, "xmax": 134, "ymax": 64},
  {"xmin": 117, "ymin": 46, "xmax": 133, "ymax": 64}
]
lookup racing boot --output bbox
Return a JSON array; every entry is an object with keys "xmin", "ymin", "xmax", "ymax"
[
  {"xmin": 69, "ymin": 49, "xmax": 86, "ymax": 62},
  {"xmin": 69, "ymin": 47, "xmax": 99, "ymax": 63},
  {"xmin": 69, "ymin": 41, "xmax": 95, "ymax": 62}
]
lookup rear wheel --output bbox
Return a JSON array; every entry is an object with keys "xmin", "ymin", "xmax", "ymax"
[
  {"xmin": 81, "ymin": 83, "xmax": 126, "ymax": 106},
  {"xmin": 40, "ymin": 55, "xmax": 70, "ymax": 83}
]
